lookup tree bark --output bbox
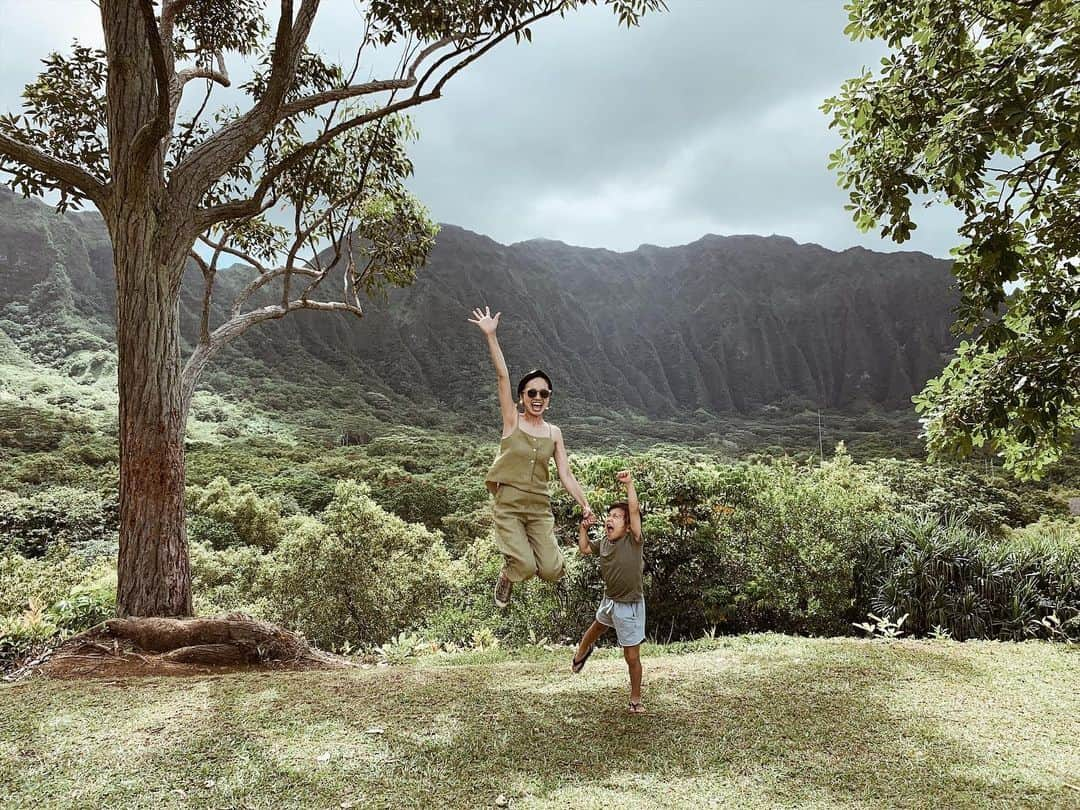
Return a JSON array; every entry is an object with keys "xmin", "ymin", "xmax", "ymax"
[{"xmin": 113, "ymin": 224, "xmax": 192, "ymax": 617}]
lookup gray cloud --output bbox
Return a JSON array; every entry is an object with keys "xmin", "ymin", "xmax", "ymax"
[{"xmin": 0, "ymin": 1, "xmax": 964, "ymax": 257}]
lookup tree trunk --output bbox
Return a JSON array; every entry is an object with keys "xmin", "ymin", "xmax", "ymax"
[
  {"xmin": 113, "ymin": 220, "xmax": 192, "ymax": 617},
  {"xmin": 101, "ymin": 0, "xmax": 195, "ymax": 618}
]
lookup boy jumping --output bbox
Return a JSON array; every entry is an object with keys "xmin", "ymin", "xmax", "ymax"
[{"xmin": 571, "ymin": 470, "xmax": 646, "ymax": 714}]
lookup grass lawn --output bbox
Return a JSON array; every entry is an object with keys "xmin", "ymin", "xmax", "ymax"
[{"xmin": 1, "ymin": 634, "xmax": 1077, "ymax": 809}]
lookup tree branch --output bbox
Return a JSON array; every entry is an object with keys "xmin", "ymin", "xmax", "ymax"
[
  {"xmin": 177, "ymin": 51, "xmax": 231, "ymax": 88},
  {"xmin": 409, "ymin": 4, "xmax": 559, "ymax": 95},
  {"xmin": 230, "ymin": 263, "xmax": 321, "ymax": 317},
  {"xmin": 181, "ymin": 294, "xmax": 360, "ymax": 405},
  {"xmin": 223, "ymin": 298, "xmax": 362, "ymax": 343},
  {"xmin": 162, "ymin": 0, "xmax": 195, "ymax": 28},
  {"xmin": 192, "ymin": 3, "xmax": 564, "ymax": 232},
  {"xmin": 169, "ymin": 0, "xmax": 321, "ymax": 207},
  {"xmin": 296, "ymin": 234, "xmax": 343, "ymax": 301},
  {"xmin": 187, "ymin": 4, "xmax": 561, "ymax": 223},
  {"xmin": 197, "ymin": 233, "xmax": 271, "ymax": 275},
  {"xmin": 195, "ymin": 88, "xmax": 440, "ymax": 227},
  {"xmin": 170, "ymin": 73, "xmax": 214, "ymax": 164},
  {"xmin": 275, "ymin": 37, "xmax": 453, "ymax": 121},
  {"xmin": 278, "ymin": 77, "xmax": 417, "ymax": 118},
  {"xmin": 0, "ymin": 132, "xmax": 110, "ymax": 207},
  {"xmin": 189, "ymin": 250, "xmax": 214, "ymax": 345},
  {"xmin": 131, "ymin": 0, "xmax": 173, "ymax": 165},
  {"xmin": 189, "ymin": 248, "xmax": 209, "ymax": 274},
  {"xmin": 196, "ymin": 27, "xmax": 504, "ymax": 232},
  {"xmin": 160, "ymin": 0, "xmax": 194, "ymax": 53},
  {"xmin": 997, "ymin": 147, "xmax": 1064, "ymax": 216}
]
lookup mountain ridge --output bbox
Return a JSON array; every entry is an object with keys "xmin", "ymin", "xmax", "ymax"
[{"xmin": 0, "ymin": 188, "xmax": 959, "ymax": 424}]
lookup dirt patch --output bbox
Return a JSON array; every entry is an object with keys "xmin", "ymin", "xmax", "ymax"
[{"xmin": 14, "ymin": 614, "xmax": 351, "ymax": 680}]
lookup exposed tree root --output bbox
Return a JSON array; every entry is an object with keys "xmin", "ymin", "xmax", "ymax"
[{"xmin": 23, "ymin": 613, "xmax": 350, "ymax": 679}]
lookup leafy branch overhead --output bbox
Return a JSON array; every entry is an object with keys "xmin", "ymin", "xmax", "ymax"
[{"xmin": 823, "ymin": 0, "xmax": 1080, "ymax": 478}]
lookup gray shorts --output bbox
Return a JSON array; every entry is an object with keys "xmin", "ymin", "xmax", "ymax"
[{"xmin": 596, "ymin": 595, "xmax": 646, "ymax": 647}]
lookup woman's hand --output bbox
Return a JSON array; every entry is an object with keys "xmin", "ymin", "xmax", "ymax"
[
  {"xmin": 468, "ymin": 306, "xmax": 500, "ymax": 335},
  {"xmin": 469, "ymin": 305, "xmax": 514, "ymax": 429},
  {"xmin": 577, "ymin": 517, "xmax": 595, "ymax": 555},
  {"xmin": 582, "ymin": 504, "xmax": 595, "ymax": 524}
]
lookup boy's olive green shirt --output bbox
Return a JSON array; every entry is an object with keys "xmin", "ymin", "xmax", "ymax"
[{"xmin": 588, "ymin": 532, "xmax": 644, "ymax": 602}]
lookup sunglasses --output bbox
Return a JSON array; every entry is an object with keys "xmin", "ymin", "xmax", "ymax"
[{"xmin": 525, "ymin": 389, "xmax": 551, "ymax": 399}]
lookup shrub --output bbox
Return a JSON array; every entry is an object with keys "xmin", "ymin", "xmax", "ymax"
[
  {"xmin": 268, "ymin": 468, "xmax": 336, "ymax": 514},
  {"xmin": 548, "ymin": 446, "xmax": 892, "ymax": 638},
  {"xmin": 423, "ymin": 536, "xmax": 601, "ymax": 647},
  {"xmin": 866, "ymin": 458, "xmax": 1066, "ymax": 534},
  {"xmin": 62, "ymin": 435, "xmax": 118, "ymax": 467},
  {"xmin": 8, "ymin": 452, "xmax": 101, "ymax": 488},
  {"xmin": 0, "ymin": 487, "xmax": 113, "ymax": 557},
  {"xmin": 188, "ymin": 477, "xmax": 284, "ymax": 550},
  {"xmin": 187, "ymin": 514, "xmax": 245, "ymax": 550},
  {"xmin": 711, "ymin": 450, "xmax": 893, "ymax": 636},
  {"xmin": 260, "ymin": 481, "xmax": 452, "ymax": 648},
  {"xmin": 189, "ymin": 540, "xmax": 268, "ymax": 616},
  {"xmin": 439, "ymin": 502, "xmax": 494, "ymax": 555},
  {"xmin": 985, "ymin": 517, "xmax": 1080, "ymax": 638},
  {"xmin": 0, "ymin": 551, "xmax": 114, "ymax": 625},
  {"xmin": 186, "ymin": 438, "xmax": 305, "ymax": 488},
  {"xmin": 860, "ymin": 513, "xmax": 1080, "ymax": 641},
  {"xmin": 374, "ymin": 630, "xmax": 429, "ymax": 664},
  {"xmin": 0, "ymin": 598, "xmax": 60, "ymax": 664},
  {"xmin": 0, "ymin": 565, "xmax": 116, "ymax": 667},
  {"xmin": 367, "ymin": 464, "xmax": 454, "ymax": 530},
  {"xmin": 48, "ymin": 569, "xmax": 116, "ymax": 633},
  {"xmin": 0, "ymin": 402, "xmax": 87, "ymax": 451}
]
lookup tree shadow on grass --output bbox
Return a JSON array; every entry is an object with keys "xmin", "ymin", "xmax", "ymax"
[
  {"xmin": 360, "ymin": 644, "xmax": 1070, "ymax": 809},
  {"xmin": 3, "ymin": 641, "xmax": 1075, "ymax": 809}
]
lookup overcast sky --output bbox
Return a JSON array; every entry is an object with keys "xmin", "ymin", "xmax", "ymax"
[{"xmin": 0, "ymin": 1, "xmax": 964, "ymax": 257}]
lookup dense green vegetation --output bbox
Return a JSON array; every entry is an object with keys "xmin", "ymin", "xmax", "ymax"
[
  {"xmin": 3, "ymin": 353, "xmax": 1078, "ymax": 668},
  {"xmin": 3, "ymin": 306, "xmax": 1080, "ymax": 667}
]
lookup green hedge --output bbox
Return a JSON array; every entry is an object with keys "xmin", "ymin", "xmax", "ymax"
[{"xmin": 3, "ymin": 445, "xmax": 1076, "ymax": 657}]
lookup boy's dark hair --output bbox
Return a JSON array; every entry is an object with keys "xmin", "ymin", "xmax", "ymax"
[
  {"xmin": 516, "ymin": 369, "xmax": 553, "ymax": 399},
  {"xmin": 608, "ymin": 502, "xmax": 630, "ymax": 521}
]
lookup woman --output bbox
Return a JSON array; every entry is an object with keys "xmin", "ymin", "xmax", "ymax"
[{"xmin": 468, "ymin": 305, "xmax": 594, "ymax": 608}]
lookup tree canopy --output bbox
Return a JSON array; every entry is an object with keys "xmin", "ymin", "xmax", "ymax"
[{"xmin": 824, "ymin": 0, "xmax": 1079, "ymax": 478}]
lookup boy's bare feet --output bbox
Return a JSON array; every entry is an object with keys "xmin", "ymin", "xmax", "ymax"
[{"xmin": 494, "ymin": 573, "xmax": 513, "ymax": 608}]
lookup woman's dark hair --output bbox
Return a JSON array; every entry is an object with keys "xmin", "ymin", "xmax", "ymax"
[{"xmin": 516, "ymin": 369, "xmax": 553, "ymax": 400}]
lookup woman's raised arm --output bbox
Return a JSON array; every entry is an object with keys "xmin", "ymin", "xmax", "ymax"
[{"xmin": 468, "ymin": 306, "xmax": 517, "ymax": 434}]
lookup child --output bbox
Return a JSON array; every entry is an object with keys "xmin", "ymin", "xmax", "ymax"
[{"xmin": 571, "ymin": 470, "xmax": 646, "ymax": 714}]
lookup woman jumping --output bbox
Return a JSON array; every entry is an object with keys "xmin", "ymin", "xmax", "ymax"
[{"xmin": 468, "ymin": 305, "xmax": 594, "ymax": 607}]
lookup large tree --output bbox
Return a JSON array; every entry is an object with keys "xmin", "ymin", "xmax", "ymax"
[
  {"xmin": 823, "ymin": 0, "xmax": 1079, "ymax": 478},
  {"xmin": 0, "ymin": 0, "xmax": 664, "ymax": 617}
]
